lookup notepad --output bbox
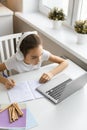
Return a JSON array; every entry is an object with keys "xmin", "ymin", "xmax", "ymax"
[
  {"xmin": 8, "ymin": 80, "xmax": 43, "ymax": 103},
  {"xmin": 9, "ymin": 108, "xmax": 38, "ymax": 130},
  {"xmin": 0, "ymin": 109, "xmax": 26, "ymax": 129},
  {"xmin": 0, "ymin": 104, "xmax": 38, "ymax": 130}
]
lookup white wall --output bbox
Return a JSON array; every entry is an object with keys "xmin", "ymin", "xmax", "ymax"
[{"xmin": 23, "ymin": 0, "xmax": 39, "ymax": 13}]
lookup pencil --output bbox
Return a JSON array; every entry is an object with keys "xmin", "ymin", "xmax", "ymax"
[
  {"xmin": 8, "ymin": 106, "xmax": 13, "ymax": 123},
  {"xmin": 0, "ymin": 104, "xmax": 11, "ymax": 113},
  {"xmin": 13, "ymin": 103, "xmax": 23, "ymax": 116}
]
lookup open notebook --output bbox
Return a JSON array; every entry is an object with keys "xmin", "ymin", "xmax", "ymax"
[{"xmin": 8, "ymin": 80, "xmax": 43, "ymax": 103}]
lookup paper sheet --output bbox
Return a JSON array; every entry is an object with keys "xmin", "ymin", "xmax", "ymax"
[
  {"xmin": 0, "ymin": 109, "xmax": 26, "ymax": 129},
  {"xmin": 28, "ymin": 80, "xmax": 43, "ymax": 98},
  {"xmin": 8, "ymin": 80, "xmax": 43, "ymax": 103},
  {"xmin": 9, "ymin": 108, "xmax": 38, "ymax": 130},
  {"xmin": 0, "ymin": 103, "xmax": 37, "ymax": 130},
  {"xmin": 26, "ymin": 108, "xmax": 38, "ymax": 129}
]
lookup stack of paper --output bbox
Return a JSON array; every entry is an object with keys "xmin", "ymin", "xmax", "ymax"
[
  {"xmin": 9, "ymin": 109, "xmax": 38, "ymax": 130},
  {"xmin": 0, "ymin": 104, "xmax": 37, "ymax": 130},
  {"xmin": 8, "ymin": 80, "xmax": 43, "ymax": 103}
]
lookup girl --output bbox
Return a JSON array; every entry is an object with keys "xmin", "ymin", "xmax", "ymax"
[{"xmin": 0, "ymin": 32, "xmax": 68, "ymax": 89}]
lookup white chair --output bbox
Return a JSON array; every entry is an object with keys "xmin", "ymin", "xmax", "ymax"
[
  {"xmin": 0, "ymin": 33, "xmax": 23, "ymax": 62},
  {"xmin": 0, "ymin": 32, "xmax": 23, "ymax": 76}
]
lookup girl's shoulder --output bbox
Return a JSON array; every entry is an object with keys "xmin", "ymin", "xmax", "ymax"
[
  {"xmin": 43, "ymin": 49, "xmax": 50, "ymax": 54},
  {"xmin": 42, "ymin": 49, "xmax": 51, "ymax": 56},
  {"xmin": 42, "ymin": 49, "xmax": 51, "ymax": 61}
]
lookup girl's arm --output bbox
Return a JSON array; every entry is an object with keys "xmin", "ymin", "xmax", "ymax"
[
  {"xmin": 0, "ymin": 63, "xmax": 15, "ymax": 89},
  {"xmin": 39, "ymin": 54, "xmax": 68, "ymax": 83},
  {"xmin": 47, "ymin": 54, "xmax": 68, "ymax": 76}
]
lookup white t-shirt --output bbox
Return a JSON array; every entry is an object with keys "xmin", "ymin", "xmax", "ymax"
[{"xmin": 5, "ymin": 49, "xmax": 51, "ymax": 73}]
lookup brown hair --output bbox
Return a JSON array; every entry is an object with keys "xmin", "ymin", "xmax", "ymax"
[{"xmin": 20, "ymin": 34, "xmax": 42, "ymax": 57}]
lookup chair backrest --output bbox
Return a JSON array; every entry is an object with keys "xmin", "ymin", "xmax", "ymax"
[
  {"xmin": 0, "ymin": 33, "xmax": 22, "ymax": 76},
  {"xmin": 0, "ymin": 33, "xmax": 22, "ymax": 63}
]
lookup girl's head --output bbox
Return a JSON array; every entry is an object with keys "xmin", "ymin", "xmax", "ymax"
[{"xmin": 19, "ymin": 33, "xmax": 43, "ymax": 65}]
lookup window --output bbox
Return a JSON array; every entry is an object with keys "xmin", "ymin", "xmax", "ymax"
[{"xmin": 39, "ymin": 0, "xmax": 87, "ymax": 26}]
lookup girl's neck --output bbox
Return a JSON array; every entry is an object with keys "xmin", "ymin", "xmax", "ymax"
[{"xmin": 23, "ymin": 59, "xmax": 30, "ymax": 65}]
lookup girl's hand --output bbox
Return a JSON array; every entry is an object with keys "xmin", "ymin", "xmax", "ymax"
[
  {"xmin": 4, "ymin": 79, "xmax": 15, "ymax": 89},
  {"xmin": 39, "ymin": 72, "xmax": 53, "ymax": 83}
]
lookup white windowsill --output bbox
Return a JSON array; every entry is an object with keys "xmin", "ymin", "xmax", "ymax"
[{"xmin": 15, "ymin": 12, "xmax": 87, "ymax": 64}]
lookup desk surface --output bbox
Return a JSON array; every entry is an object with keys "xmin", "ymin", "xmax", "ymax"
[{"xmin": 0, "ymin": 60, "xmax": 87, "ymax": 130}]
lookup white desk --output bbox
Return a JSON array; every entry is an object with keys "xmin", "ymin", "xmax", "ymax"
[{"xmin": 0, "ymin": 60, "xmax": 87, "ymax": 130}]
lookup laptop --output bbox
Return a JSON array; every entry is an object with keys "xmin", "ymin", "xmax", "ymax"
[{"xmin": 37, "ymin": 73, "xmax": 87, "ymax": 104}]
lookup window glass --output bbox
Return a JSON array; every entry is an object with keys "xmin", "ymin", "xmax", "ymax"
[
  {"xmin": 42, "ymin": 0, "xmax": 69, "ymax": 16},
  {"xmin": 80, "ymin": 0, "xmax": 87, "ymax": 20}
]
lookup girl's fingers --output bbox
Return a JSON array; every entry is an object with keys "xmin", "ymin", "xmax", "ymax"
[
  {"xmin": 39, "ymin": 73, "xmax": 50, "ymax": 83},
  {"xmin": 6, "ymin": 79, "xmax": 15, "ymax": 89},
  {"xmin": 39, "ymin": 74, "xmax": 46, "ymax": 82},
  {"xmin": 11, "ymin": 79, "xmax": 16, "ymax": 86}
]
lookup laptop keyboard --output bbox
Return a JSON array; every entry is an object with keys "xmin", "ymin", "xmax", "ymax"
[{"xmin": 46, "ymin": 78, "xmax": 72, "ymax": 100}]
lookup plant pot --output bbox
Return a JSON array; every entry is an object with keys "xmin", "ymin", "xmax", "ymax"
[
  {"xmin": 52, "ymin": 20, "xmax": 62, "ymax": 29},
  {"xmin": 76, "ymin": 33, "xmax": 87, "ymax": 44}
]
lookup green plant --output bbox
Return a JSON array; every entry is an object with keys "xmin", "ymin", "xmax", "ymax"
[
  {"xmin": 48, "ymin": 7, "xmax": 65, "ymax": 21},
  {"xmin": 74, "ymin": 20, "xmax": 87, "ymax": 34}
]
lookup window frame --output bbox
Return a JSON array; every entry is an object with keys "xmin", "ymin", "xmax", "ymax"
[{"xmin": 71, "ymin": 0, "xmax": 83, "ymax": 25}]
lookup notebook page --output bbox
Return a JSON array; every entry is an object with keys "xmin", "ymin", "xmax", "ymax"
[
  {"xmin": 8, "ymin": 81, "xmax": 34, "ymax": 103},
  {"xmin": 28, "ymin": 80, "xmax": 43, "ymax": 99},
  {"xmin": 8, "ymin": 80, "xmax": 43, "ymax": 103}
]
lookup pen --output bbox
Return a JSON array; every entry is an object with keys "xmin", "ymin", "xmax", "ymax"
[{"xmin": 2, "ymin": 72, "xmax": 8, "ymax": 78}]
